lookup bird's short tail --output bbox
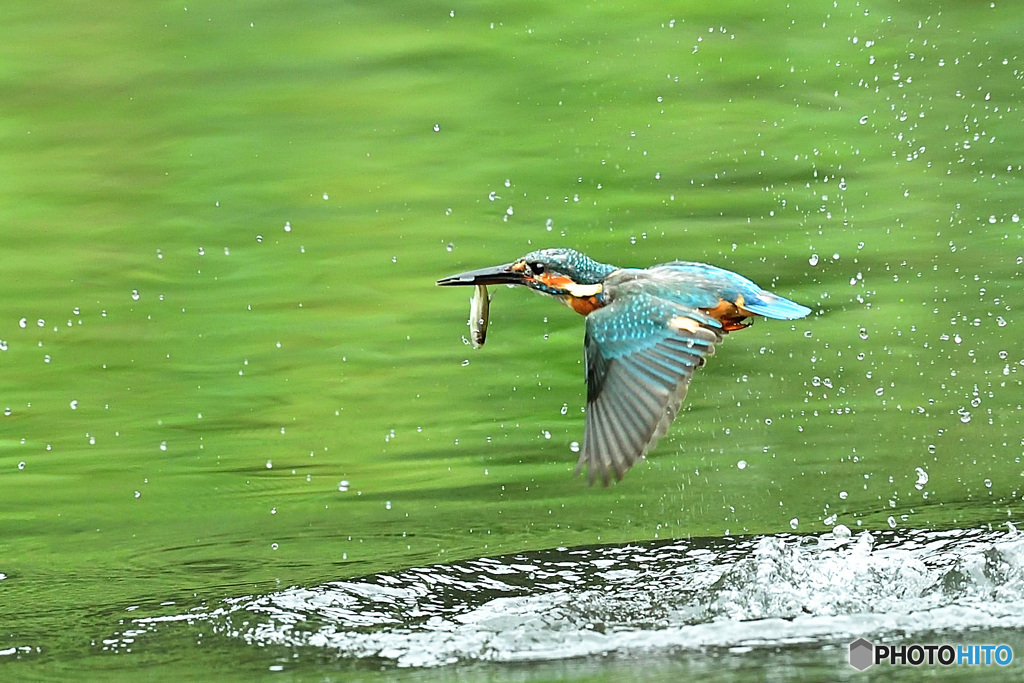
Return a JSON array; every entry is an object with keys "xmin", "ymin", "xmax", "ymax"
[{"xmin": 743, "ymin": 291, "xmax": 812, "ymax": 320}]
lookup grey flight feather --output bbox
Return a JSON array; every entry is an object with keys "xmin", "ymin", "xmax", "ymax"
[{"xmin": 578, "ymin": 292, "xmax": 723, "ymax": 486}]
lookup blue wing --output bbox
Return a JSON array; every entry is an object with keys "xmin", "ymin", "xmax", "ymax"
[
  {"xmin": 651, "ymin": 262, "xmax": 811, "ymax": 320},
  {"xmin": 579, "ymin": 292, "xmax": 723, "ymax": 486}
]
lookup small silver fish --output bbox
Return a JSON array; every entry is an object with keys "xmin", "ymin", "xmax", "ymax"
[{"xmin": 469, "ymin": 284, "xmax": 491, "ymax": 348}]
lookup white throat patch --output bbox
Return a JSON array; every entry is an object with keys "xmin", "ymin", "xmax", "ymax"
[{"xmin": 564, "ymin": 282, "xmax": 603, "ymax": 297}]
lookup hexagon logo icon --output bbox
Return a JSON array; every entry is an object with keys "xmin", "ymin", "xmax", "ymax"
[{"xmin": 849, "ymin": 638, "xmax": 874, "ymax": 671}]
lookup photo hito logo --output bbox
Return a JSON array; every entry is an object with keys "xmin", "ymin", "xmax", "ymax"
[{"xmin": 849, "ymin": 638, "xmax": 1014, "ymax": 671}]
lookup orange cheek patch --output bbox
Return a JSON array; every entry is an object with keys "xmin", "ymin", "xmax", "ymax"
[{"xmin": 540, "ymin": 274, "xmax": 573, "ymax": 289}]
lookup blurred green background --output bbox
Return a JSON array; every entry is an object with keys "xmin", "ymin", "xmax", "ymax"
[{"xmin": 1, "ymin": 0, "xmax": 1021, "ymax": 677}]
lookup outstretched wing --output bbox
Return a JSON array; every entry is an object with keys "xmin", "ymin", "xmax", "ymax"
[{"xmin": 578, "ymin": 292, "xmax": 724, "ymax": 486}]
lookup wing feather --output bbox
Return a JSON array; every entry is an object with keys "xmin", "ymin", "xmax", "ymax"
[{"xmin": 576, "ymin": 292, "xmax": 724, "ymax": 485}]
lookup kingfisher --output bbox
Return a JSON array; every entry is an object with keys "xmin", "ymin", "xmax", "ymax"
[{"xmin": 437, "ymin": 248, "xmax": 812, "ymax": 486}]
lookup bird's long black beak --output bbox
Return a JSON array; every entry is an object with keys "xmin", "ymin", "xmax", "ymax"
[{"xmin": 436, "ymin": 262, "xmax": 524, "ymax": 287}]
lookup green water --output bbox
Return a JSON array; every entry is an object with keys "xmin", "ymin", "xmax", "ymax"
[{"xmin": 2, "ymin": 0, "xmax": 1022, "ymax": 678}]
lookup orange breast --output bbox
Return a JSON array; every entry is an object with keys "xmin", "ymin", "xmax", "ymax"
[{"xmin": 566, "ymin": 295, "xmax": 603, "ymax": 315}]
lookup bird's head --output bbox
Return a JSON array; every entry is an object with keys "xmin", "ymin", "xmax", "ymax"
[{"xmin": 437, "ymin": 248, "xmax": 616, "ymax": 301}]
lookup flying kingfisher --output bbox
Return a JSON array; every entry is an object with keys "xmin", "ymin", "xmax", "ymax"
[{"xmin": 437, "ymin": 248, "xmax": 812, "ymax": 486}]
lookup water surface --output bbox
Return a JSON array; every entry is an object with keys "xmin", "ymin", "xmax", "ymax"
[{"xmin": 1, "ymin": 0, "xmax": 1022, "ymax": 679}]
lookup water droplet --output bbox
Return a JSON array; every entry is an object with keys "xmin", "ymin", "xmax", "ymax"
[
  {"xmin": 338, "ymin": 480, "xmax": 350, "ymax": 492},
  {"xmin": 385, "ymin": 500, "xmax": 392, "ymax": 510},
  {"xmin": 914, "ymin": 467, "xmax": 928, "ymax": 490},
  {"xmin": 808, "ymin": 254, "xmax": 819, "ymax": 266},
  {"xmin": 859, "ymin": 115, "xmax": 869, "ymax": 124},
  {"xmin": 839, "ymin": 491, "xmax": 848, "ymax": 500},
  {"xmin": 569, "ymin": 441, "xmax": 580, "ymax": 453},
  {"xmin": 131, "ymin": 290, "xmax": 140, "ymax": 301},
  {"xmin": 69, "ymin": 400, "xmax": 78, "ymax": 410},
  {"xmin": 737, "ymin": 460, "xmax": 747, "ymax": 470},
  {"xmin": 789, "ymin": 518, "xmax": 799, "ymax": 529}
]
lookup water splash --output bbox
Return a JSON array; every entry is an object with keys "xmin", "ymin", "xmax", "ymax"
[{"xmin": 123, "ymin": 527, "xmax": 1024, "ymax": 668}]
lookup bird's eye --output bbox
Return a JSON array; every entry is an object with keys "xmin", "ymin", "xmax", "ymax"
[{"xmin": 529, "ymin": 262, "xmax": 546, "ymax": 275}]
